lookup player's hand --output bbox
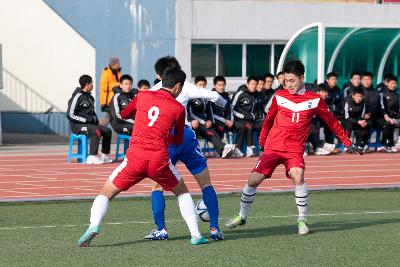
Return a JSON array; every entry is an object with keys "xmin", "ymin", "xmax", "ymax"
[
  {"xmin": 346, "ymin": 145, "xmax": 364, "ymax": 155},
  {"xmin": 205, "ymin": 120, "xmax": 212, "ymax": 128},
  {"xmin": 225, "ymin": 120, "xmax": 233, "ymax": 128}
]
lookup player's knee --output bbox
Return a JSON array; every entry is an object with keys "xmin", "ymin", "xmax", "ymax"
[
  {"xmin": 194, "ymin": 169, "xmax": 211, "ymax": 189},
  {"xmin": 100, "ymin": 180, "xmax": 121, "ymax": 199},
  {"xmin": 171, "ymin": 179, "xmax": 188, "ymax": 196},
  {"xmin": 289, "ymin": 168, "xmax": 304, "ymax": 185},
  {"xmin": 248, "ymin": 172, "xmax": 265, "ymax": 187}
]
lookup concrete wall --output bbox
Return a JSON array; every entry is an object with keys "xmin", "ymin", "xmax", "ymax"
[
  {"xmin": 0, "ymin": 0, "xmax": 95, "ymax": 112},
  {"xmin": 45, "ymin": 0, "xmax": 176, "ymax": 113}
]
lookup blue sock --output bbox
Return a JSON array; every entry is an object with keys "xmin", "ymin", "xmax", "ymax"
[
  {"xmin": 151, "ymin": 190, "xmax": 166, "ymax": 231},
  {"xmin": 202, "ymin": 186, "xmax": 220, "ymax": 231}
]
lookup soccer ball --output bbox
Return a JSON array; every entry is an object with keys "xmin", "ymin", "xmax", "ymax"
[{"xmin": 195, "ymin": 199, "xmax": 209, "ymax": 222}]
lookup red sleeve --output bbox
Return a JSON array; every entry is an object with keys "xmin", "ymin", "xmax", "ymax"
[
  {"xmin": 259, "ymin": 96, "xmax": 278, "ymax": 148},
  {"xmin": 315, "ymin": 97, "xmax": 352, "ymax": 147},
  {"xmin": 171, "ymin": 107, "xmax": 185, "ymax": 145},
  {"xmin": 121, "ymin": 95, "xmax": 137, "ymax": 120}
]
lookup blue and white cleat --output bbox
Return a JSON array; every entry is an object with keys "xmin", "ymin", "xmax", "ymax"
[
  {"xmin": 210, "ymin": 227, "xmax": 224, "ymax": 241},
  {"xmin": 78, "ymin": 226, "xmax": 99, "ymax": 247},
  {"xmin": 190, "ymin": 235, "xmax": 209, "ymax": 245},
  {"xmin": 143, "ymin": 228, "xmax": 169, "ymax": 240}
]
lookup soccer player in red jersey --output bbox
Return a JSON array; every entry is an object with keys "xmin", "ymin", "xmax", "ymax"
[
  {"xmin": 78, "ymin": 67, "xmax": 208, "ymax": 247},
  {"xmin": 226, "ymin": 60, "xmax": 363, "ymax": 234}
]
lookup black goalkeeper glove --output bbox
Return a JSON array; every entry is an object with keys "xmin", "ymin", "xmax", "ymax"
[{"xmin": 346, "ymin": 145, "xmax": 364, "ymax": 155}]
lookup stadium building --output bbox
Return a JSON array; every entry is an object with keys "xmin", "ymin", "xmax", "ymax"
[{"xmin": 1, "ymin": 0, "xmax": 400, "ymax": 137}]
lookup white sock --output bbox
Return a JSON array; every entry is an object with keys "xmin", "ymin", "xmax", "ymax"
[
  {"xmin": 239, "ymin": 183, "xmax": 257, "ymax": 219},
  {"xmin": 89, "ymin": 195, "xmax": 109, "ymax": 228},
  {"xmin": 178, "ymin": 193, "xmax": 201, "ymax": 238},
  {"xmin": 295, "ymin": 183, "xmax": 308, "ymax": 221}
]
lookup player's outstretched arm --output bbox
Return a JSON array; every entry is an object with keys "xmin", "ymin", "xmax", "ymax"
[
  {"xmin": 259, "ymin": 96, "xmax": 278, "ymax": 150},
  {"xmin": 185, "ymin": 82, "xmax": 227, "ymax": 108},
  {"xmin": 315, "ymin": 97, "xmax": 363, "ymax": 155},
  {"xmin": 171, "ymin": 107, "xmax": 186, "ymax": 145},
  {"xmin": 120, "ymin": 95, "xmax": 138, "ymax": 120}
]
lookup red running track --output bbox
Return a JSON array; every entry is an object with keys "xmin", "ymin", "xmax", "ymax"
[{"xmin": 0, "ymin": 151, "xmax": 399, "ymax": 202}]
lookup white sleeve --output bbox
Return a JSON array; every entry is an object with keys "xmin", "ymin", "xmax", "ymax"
[
  {"xmin": 149, "ymin": 81, "xmax": 162, "ymax": 91},
  {"xmin": 184, "ymin": 81, "xmax": 227, "ymax": 108}
]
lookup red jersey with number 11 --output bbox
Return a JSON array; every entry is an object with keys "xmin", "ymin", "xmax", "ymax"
[
  {"xmin": 121, "ymin": 89, "xmax": 185, "ymax": 160},
  {"xmin": 259, "ymin": 88, "xmax": 352, "ymax": 154}
]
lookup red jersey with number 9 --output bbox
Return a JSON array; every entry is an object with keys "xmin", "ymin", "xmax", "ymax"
[
  {"xmin": 259, "ymin": 88, "xmax": 352, "ymax": 154},
  {"xmin": 120, "ymin": 89, "xmax": 185, "ymax": 160}
]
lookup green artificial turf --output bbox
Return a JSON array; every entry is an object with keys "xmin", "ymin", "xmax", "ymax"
[{"xmin": 1, "ymin": 189, "xmax": 399, "ymax": 266}]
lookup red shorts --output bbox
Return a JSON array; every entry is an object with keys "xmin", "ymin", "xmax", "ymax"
[
  {"xmin": 109, "ymin": 157, "xmax": 181, "ymax": 191},
  {"xmin": 252, "ymin": 150, "xmax": 305, "ymax": 179}
]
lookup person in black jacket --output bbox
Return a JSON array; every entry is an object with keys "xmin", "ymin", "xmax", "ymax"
[
  {"xmin": 343, "ymin": 71, "xmax": 362, "ymax": 98},
  {"xmin": 377, "ymin": 75, "xmax": 400, "ymax": 152},
  {"xmin": 209, "ymin": 76, "xmax": 234, "ymax": 138},
  {"xmin": 67, "ymin": 75, "xmax": 112, "ymax": 164},
  {"xmin": 361, "ymin": 72, "xmax": 380, "ymax": 129},
  {"xmin": 275, "ymin": 71, "xmax": 284, "ymax": 90},
  {"xmin": 232, "ymin": 76, "xmax": 257, "ymax": 157},
  {"xmin": 253, "ymin": 75, "xmax": 273, "ymax": 132},
  {"xmin": 110, "ymin": 74, "xmax": 138, "ymax": 135},
  {"xmin": 187, "ymin": 76, "xmax": 235, "ymax": 159},
  {"xmin": 341, "ymin": 88, "xmax": 369, "ymax": 151}
]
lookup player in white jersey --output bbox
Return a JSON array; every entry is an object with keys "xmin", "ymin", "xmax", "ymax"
[{"xmin": 144, "ymin": 56, "xmax": 234, "ymax": 241}]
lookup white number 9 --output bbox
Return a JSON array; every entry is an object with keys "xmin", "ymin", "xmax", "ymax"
[{"xmin": 147, "ymin": 106, "xmax": 160, "ymax": 126}]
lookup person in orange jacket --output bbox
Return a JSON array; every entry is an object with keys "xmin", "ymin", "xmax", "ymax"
[{"xmin": 99, "ymin": 57, "xmax": 122, "ymax": 126}]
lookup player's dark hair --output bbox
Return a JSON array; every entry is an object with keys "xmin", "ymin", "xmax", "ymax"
[
  {"xmin": 257, "ymin": 76, "xmax": 265, "ymax": 82},
  {"xmin": 352, "ymin": 88, "xmax": 365, "ymax": 96},
  {"xmin": 137, "ymin": 79, "xmax": 150, "ymax": 88},
  {"xmin": 276, "ymin": 71, "xmax": 284, "ymax": 78},
  {"xmin": 350, "ymin": 71, "xmax": 361, "ymax": 78},
  {"xmin": 362, "ymin": 71, "xmax": 373, "ymax": 78},
  {"xmin": 326, "ymin": 72, "xmax": 338, "ymax": 79},
  {"xmin": 384, "ymin": 73, "xmax": 393, "ymax": 82},
  {"xmin": 153, "ymin": 78, "xmax": 160, "ymax": 85},
  {"xmin": 194, "ymin": 75, "xmax": 207, "ymax": 84},
  {"xmin": 79, "ymin": 75, "xmax": 92, "ymax": 88},
  {"xmin": 213, "ymin": 75, "xmax": 226, "ymax": 85},
  {"xmin": 386, "ymin": 74, "xmax": 398, "ymax": 82},
  {"xmin": 283, "ymin": 60, "xmax": 305, "ymax": 78},
  {"xmin": 247, "ymin": 76, "xmax": 258, "ymax": 84},
  {"xmin": 162, "ymin": 67, "xmax": 186, "ymax": 88},
  {"xmin": 120, "ymin": 74, "xmax": 133, "ymax": 83},
  {"xmin": 264, "ymin": 73, "xmax": 274, "ymax": 80},
  {"xmin": 154, "ymin": 56, "xmax": 181, "ymax": 76}
]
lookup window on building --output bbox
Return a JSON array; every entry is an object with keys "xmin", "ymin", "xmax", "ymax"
[
  {"xmin": 218, "ymin": 44, "xmax": 242, "ymax": 77},
  {"xmin": 246, "ymin": 44, "xmax": 270, "ymax": 76},
  {"xmin": 191, "ymin": 44, "xmax": 216, "ymax": 77}
]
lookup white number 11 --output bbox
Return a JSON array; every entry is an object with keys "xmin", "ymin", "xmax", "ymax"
[
  {"xmin": 148, "ymin": 106, "xmax": 160, "ymax": 126},
  {"xmin": 292, "ymin": 112, "xmax": 300, "ymax": 123}
]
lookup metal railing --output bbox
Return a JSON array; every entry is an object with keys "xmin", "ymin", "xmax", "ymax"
[{"xmin": 1, "ymin": 68, "xmax": 63, "ymax": 113}]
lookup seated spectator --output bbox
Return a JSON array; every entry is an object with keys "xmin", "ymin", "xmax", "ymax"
[
  {"xmin": 232, "ymin": 76, "xmax": 258, "ymax": 157},
  {"xmin": 318, "ymin": 72, "xmax": 343, "ymax": 153},
  {"xmin": 67, "ymin": 75, "xmax": 112, "ymax": 164},
  {"xmin": 306, "ymin": 85, "xmax": 331, "ymax": 156},
  {"xmin": 253, "ymin": 76, "xmax": 270, "ymax": 132},
  {"xmin": 187, "ymin": 75, "xmax": 235, "ymax": 159},
  {"xmin": 377, "ymin": 73, "xmax": 392, "ymax": 92},
  {"xmin": 378, "ymin": 75, "xmax": 400, "ymax": 153},
  {"xmin": 361, "ymin": 72, "xmax": 380, "ymax": 130},
  {"xmin": 209, "ymin": 76, "xmax": 234, "ymax": 138},
  {"xmin": 275, "ymin": 71, "xmax": 285, "ymax": 90},
  {"xmin": 137, "ymin": 79, "xmax": 151, "ymax": 91},
  {"xmin": 342, "ymin": 88, "xmax": 369, "ymax": 152},
  {"xmin": 343, "ymin": 71, "xmax": 362, "ymax": 98},
  {"xmin": 109, "ymin": 74, "xmax": 138, "ymax": 136},
  {"xmin": 263, "ymin": 73, "xmax": 275, "ymax": 113}
]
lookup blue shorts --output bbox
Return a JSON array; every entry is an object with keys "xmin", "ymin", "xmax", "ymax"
[{"xmin": 169, "ymin": 126, "xmax": 208, "ymax": 175}]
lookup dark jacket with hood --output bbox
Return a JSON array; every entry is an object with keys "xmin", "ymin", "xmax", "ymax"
[
  {"xmin": 109, "ymin": 86, "xmax": 138, "ymax": 124},
  {"xmin": 67, "ymin": 87, "xmax": 98, "ymax": 125}
]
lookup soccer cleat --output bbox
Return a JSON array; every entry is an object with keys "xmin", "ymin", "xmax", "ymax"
[
  {"xmin": 86, "ymin": 155, "xmax": 104, "ymax": 164},
  {"xmin": 221, "ymin": 144, "xmax": 236, "ymax": 159},
  {"xmin": 190, "ymin": 235, "xmax": 209, "ymax": 245},
  {"xmin": 298, "ymin": 220, "xmax": 309, "ymax": 235},
  {"xmin": 143, "ymin": 228, "xmax": 169, "ymax": 240},
  {"xmin": 377, "ymin": 146, "xmax": 392, "ymax": 153},
  {"xmin": 226, "ymin": 214, "xmax": 246, "ymax": 229},
  {"xmin": 99, "ymin": 154, "xmax": 113, "ymax": 163},
  {"xmin": 78, "ymin": 226, "xmax": 99, "ymax": 247},
  {"xmin": 314, "ymin": 147, "xmax": 330, "ymax": 156},
  {"xmin": 210, "ymin": 227, "xmax": 224, "ymax": 241},
  {"xmin": 246, "ymin": 146, "xmax": 254, "ymax": 157}
]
